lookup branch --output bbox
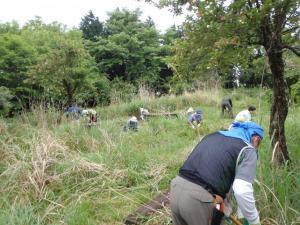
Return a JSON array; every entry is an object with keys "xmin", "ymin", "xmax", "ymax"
[
  {"xmin": 282, "ymin": 44, "xmax": 300, "ymax": 57},
  {"xmin": 282, "ymin": 25, "xmax": 300, "ymax": 35}
]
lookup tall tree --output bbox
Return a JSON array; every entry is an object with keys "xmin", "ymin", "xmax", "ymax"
[
  {"xmin": 87, "ymin": 8, "xmax": 168, "ymax": 91},
  {"xmin": 146, "ymin": 0, "xmax": 300, "ymax": 164},
  {"xmin": 0, "ymin": 32, "xmax": 36, "ymax": 111},
  {"xmin": 79, "ymin": 10, "xmax": 104, "ymax": 41},
  {"xmin": 27, "ymin": 30, "xmax": 99, "ymax": 106}
]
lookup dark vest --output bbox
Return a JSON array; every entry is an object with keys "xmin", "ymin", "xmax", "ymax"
[{"xmin": 179, "ymin": 132, "xmax": 248, "ymax": 198}]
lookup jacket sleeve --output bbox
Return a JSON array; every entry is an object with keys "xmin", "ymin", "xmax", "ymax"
[
  {"xmin": 233, "ymin": 147, "xmax": 260, "ymax": 224},
  {"xmin": 233, "ymin": 179, "xmax": 260, "ymax": 224}
]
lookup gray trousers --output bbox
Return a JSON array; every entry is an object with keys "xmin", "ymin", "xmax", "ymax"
[{"xmin": 170, "ymin": 176, "xmax": 215, "ymax": 225}]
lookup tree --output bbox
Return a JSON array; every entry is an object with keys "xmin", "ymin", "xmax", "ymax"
[
  {"xmin": 86, "ymin": 8, "xmax": 171, "ymax": 92},
  {"xmin": 147, "ymin": 0, "xmax": 300, "ymax": 164},
  {"xmin": 0, "ymin": 21, "xmax": 20, "ymax": 34},
  {"xmin": 145, "ymin": 16, "xmax": 155, "ymax": 27},
  {"xmin": 0, "ymin": 32, "xmax": 36, "ymax": 111},
  {"xmin": 27, "ymin": 30, "xmax": 100, "ymax": 106},
  {"xmin": 79, "ymin": 10, "xmax": 104, "ymax": 41},
  {"xmin": 162, "ymin": 25, "xmax": 183, "ymax": 45}
]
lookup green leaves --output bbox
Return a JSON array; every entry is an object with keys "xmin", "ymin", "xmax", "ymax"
[
  {"xmin": 79, "ymin": 10, "xmax": 104, "ymax": 41},
  {"xmin": 27, "ymin": 32, "xmax": 98, "ymax": 105},
  {"xmin": 87, "ymin": 8, "xmax": 175, "ymax": 92},
  {"xmin": 0, "ymin": 87, "xmax": 13, "ymax": 116},
  {"xmin": 0, "ymin": 9, "xmax": 181, "ymax": 113}
]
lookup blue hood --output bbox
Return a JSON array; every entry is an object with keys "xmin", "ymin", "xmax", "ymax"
[{"xmin": 219, "ymin": 121, "xmax": 264, "ymax": 144}]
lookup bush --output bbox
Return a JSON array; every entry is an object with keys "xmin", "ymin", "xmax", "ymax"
[
  {"xmin": 0, "ymin": 86, "xmax": 13, "ymax": 116},
  {"xmin": 76, "ymin": 77, "xmax": 111, "ymax": 107},
  {"xmin": 110, "ymin": 78, "xmax": 137, "ymax": 103},
  {"xmin": 291, "ymin": 80, "xmax": 300, "ymax": 104}
]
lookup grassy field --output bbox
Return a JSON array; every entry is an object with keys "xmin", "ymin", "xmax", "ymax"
[{"xmin": 0, "ymin": 88, "xmax": 299, "ymax": 225}]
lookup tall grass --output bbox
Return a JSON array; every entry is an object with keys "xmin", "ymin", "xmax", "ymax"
[{"xmin": 0, "ymin": 87, "xmax": 299, "ymax": 224}]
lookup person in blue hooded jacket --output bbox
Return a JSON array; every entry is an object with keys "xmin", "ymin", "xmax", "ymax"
[
  {"xmin": 170, "ymin": 121, "xmax": 263, "ymax": 225},
  {"xmin": 188, "ymin": 108, "xmax": 202, "ymax": 128}
]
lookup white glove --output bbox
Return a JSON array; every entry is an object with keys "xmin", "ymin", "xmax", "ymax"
[
  {"xmin": 197, "ymin": 123, "xmax": 201, "ymax": 127},
  {"xmin": 191, "ymin": 125, "xmax": 195, "ymax": 129}
]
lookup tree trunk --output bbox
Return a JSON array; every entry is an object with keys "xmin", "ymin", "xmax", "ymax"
[{"xmin": 267, "ymin": 47, "xmax": 289, "ymax": 164}]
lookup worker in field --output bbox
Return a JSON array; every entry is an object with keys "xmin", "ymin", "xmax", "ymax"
[
  {"xmin": 82, "ymin": 109, "xmax": 97, "ymax": 127},
  {"xmin": 65, "ymin": 104, "xmax": 82, "ymax": 120},
  {"xmin": 221, "ymin": 97, "xmax": 233, "ymax": 118},
  {"xmin": 235, "ymin": 105, "xmax": 256, "ymax": 122},
  {"xmin": 170, "ymin": 121, "xmax": 264, "ymax": 225},
  {"xmin": 87, "ymin": 109, "xmax": 97, "ymax": 126},
  {"xmin": 140, "ymin": 107, "xmax": 150, "ymax": 121},
  {"xmin": 187, "ymin": 107, "xmax": 202, "ymax": 128},
  {"xmin": 123, "ymin": 116, "xmax": 138, "ymax": 132},
  {"xmin": 187, "ymin": 107, "xmax": 194, "ymax": 116}
]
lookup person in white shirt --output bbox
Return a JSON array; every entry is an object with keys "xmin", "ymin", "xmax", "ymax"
[
  {"xmin": 140, "ymin": 108, "xmax": 150, "ymax": 120},
  {"xmin": 235, "ymin": 105, "xmax": 256, "ymax": 122}
]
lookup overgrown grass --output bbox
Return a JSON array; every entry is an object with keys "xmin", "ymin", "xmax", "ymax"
[{"xmin": 0, "ymin": 88, "xmax": 299, "ymax": 224}]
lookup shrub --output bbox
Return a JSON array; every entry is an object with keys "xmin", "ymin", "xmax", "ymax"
[
  {"xmin": 291, "ymin": 80, "xmax": 300, "ymax": 104},
  {"xmin": 0, "ymin": 86, "xmax": 13, "ymax": 116}
]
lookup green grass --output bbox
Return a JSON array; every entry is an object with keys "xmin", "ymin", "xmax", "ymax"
[{"xmin": 0, "ymin": 88, "xmax": 299, "ymax": 224}]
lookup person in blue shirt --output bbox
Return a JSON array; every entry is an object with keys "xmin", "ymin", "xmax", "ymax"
[
  {"xmin": 65, "ymin": 104, "xmax": 82, "ymax": 120},
  {"xmin": 188, "ymin": 108, "xmax": 202, "ymax": 128}
]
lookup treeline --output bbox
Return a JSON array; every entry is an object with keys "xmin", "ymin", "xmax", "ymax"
[
  {"xmin": 0, "ymin": 9, "xmax": 182, "ymax": 116},
  {"xmin": 1, "ymin": 6, "xmax": 299, "ymax": 118}
]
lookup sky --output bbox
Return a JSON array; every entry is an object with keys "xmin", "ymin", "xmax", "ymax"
[{"xmin": 0, "ymin": 0, "xmax": 186, "ymax": 32}]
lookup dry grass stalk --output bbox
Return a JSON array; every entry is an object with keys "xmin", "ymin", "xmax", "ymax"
[
  {"xmin": 137, "ymin": 85, "xmax": 155, "ymax": 101},
  {"xmin": 0, "ymin": 120, "xmax": 7, "ymax": 133},
  {"xmin": 27, "ymin": 132, "xmax": 66, "ymax": 199},
  {"xmin": 144, "ymin": 164, "xmax": 166, "ymax": 186},
  {"xmin": 71, "ymin": 157, "xmax": 106, "ymax": 174},
  {"xmin": 100, "ymin": 128, "xmax": 116, "ymax": 150}
]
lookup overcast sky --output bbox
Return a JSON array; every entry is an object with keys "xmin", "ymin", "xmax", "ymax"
[{"xmin": 0, "ymin": 0, "xmax": 186, "ymax": 32}]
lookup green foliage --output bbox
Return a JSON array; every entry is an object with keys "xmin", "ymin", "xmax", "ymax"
[
  {"xmin": 0, "ymin": 12, "xmax": 181, "ymax": 112},
  {"xmin": 0, "ymin": 201, "xmax": 40, "ymax": 225},
  {"xmin": 86, "ymin": 8, "xmax": 177, "ymax": 92},
  {"xmin": 79, "ymin": 10, "xmax": 104, "ymax": 41},
  {"xmin": 162, "ymin": 25, "xmax": 183, "ymax": 45},
  {"xmin": 158, "ymin": 0, "xmax": 300, "ymax": 90},
  {"xmin": 26, "ymin": 28, "xmax": 105, "ymax": 106},
  {"xmin": 291, "ymin": 80, "xmax": 300, "ymax": 104},
  {"xmin": 0, "ymin": 86, "xmax": 13, "ymax": 116},
  {"xmin": 0, "ymin": 21, "xmax": 21, "ymax": 34},
  {"xmin": 286, "ymin": 52, "xmax": 300, "ymax": 101},
  {"xmin": 0, "ymin": 32, "xmax": 36, "ymax": 111},
  {"xmin": 110, "ymin": 78, "xmax": 137, "ymax": 103},
  {"xmin": 64, "ymin": 201, "xmax": 96, "ymax": 225}
]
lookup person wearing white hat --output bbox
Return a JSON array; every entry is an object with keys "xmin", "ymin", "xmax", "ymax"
[
  {"xmin": 140, "ymin": 108, "xmax": 150, "ymax": 120},
  {"xmin": 124, "ymin": 116, "xmax": 139, "ymax": 132}
]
